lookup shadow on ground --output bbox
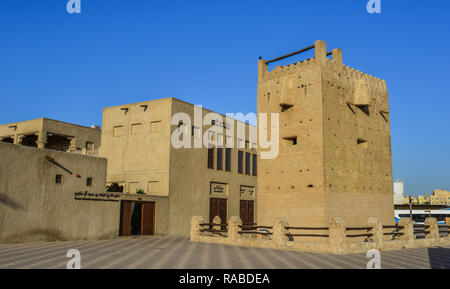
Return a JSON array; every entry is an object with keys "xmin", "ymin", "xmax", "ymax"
[{"xmin": 428, "ymin": 247, "xmax": 450, "ymax": 269}]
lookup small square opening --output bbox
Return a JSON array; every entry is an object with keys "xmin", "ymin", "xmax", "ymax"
[
  {"xmin": 55, "ymin": 174, "xmax": 63, "ymax": 184},
  {"xmin": 87, "ymin": 177, "xmax": 93, "ymax": 187}
]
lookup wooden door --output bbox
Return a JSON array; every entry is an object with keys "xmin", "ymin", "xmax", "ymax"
[
  {"xmin": 240, "ymin": 200, "xmax": 254, "ymax": 226},
  {"xmin": 209, "ymin": 198, "xmax": 227, "ymax": 228},
  {"xmin": 141, "ymin": 202, "xmax": 155, "ymax": 235},
  {"xmin": 247, "ymin": 200, "xmax": 254, "ymax": 225},
  {"xmin": 119, "ymin": 201, "xmax": 132, "ymax": 236}
]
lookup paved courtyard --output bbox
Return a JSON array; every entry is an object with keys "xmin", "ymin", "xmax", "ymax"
[{"xmin": 0, "ymin": 236, "xmax": 449, "ymax": 269}]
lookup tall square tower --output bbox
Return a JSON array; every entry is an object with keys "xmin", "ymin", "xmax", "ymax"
[{"xmin": 257, "ymin": 40, "xmax": 395, "ymax": 227}]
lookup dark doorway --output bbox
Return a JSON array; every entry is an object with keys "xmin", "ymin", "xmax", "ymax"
[
  {"xmin": 130, "ymin": 202, "xmax": 142, "ymax": 235},
  {"xmin": 119, "ymin": 201, "xmax": 132, "ymax": 236},
  {"xmin": 21, "ymin": 134, "xmax": 38, "ymax": 147},
  {"xmin": 119, "ymin": 200, "xmax": 155, "ymax": 236},
  {"xmin": 209, "ymin": 198, "xmax": 227, "ymax": 229},
  {"xmin": 240, "ymin": 200, "xmax": 255, "ymax": 227},
  {"xmin": 45, "ymin": 134, "xmax": 71, "ymax": 152}
]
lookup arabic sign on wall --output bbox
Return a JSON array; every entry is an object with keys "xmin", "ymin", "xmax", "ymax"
[
  {"xmin": 74, "ymin": 191, "xmax": 121, "ymax": 202},
  {"xmin": 210, "ymin": 182, "xmax": 228, "ymax": 196},
  {"xmin": 240, "ymin": 185, "xmax": 255, "ymax": 199}
]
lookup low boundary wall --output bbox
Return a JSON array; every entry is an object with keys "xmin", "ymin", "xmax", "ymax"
[{"xmin": 191, "ymin": 216, "xmax": 450, "ymax": 254}]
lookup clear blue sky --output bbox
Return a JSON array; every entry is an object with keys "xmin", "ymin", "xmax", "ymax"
[{"xmin": 0, "ymin": 0, "xmax": 449, "ymax": 195}]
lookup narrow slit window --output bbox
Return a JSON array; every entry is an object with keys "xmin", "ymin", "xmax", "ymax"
[
  {"xmin": 86, "ymin": 177, "xmax": 93, "ymax": 187},
  {"xmin": 207, "ymin": 148, "xmax": 214, "ymax": 169},
  {"xmin": 238, "ymin": 151, "xmax": 243, "ymax": 174},
  {"xmin": 252, "ymin": 154, "xmax": 257, "ymax": 176},
  {"xmin": 225, "ymin": 148, "xmax": 231, "ymax": 171},
  {"xmin": 245, "ymin": 152, "xmax": 251, "ymax": 175},
  {"xmin": 217, "ymin": 147, "xmax": 223, "ymax": 170}
]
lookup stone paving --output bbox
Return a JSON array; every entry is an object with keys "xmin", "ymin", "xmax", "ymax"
[{"xmin": 0, "ymin": 236, "xmax": 449, "ymax": 269}]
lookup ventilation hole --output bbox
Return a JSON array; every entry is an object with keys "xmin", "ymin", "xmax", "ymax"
[
  {"xmin": 357, "ymin": 138, "xmax": 368, "ymax": 148},
  {"xmin": 307, "ymin": 184, "xmax": 314, "ymax": 188},
  {"xmin": 283, "ymin": 136, "xmax": 297, "ymax": 145},
  {"xmin": 280, "ymin": 104, "xmax": 293, "ymax": 112}
]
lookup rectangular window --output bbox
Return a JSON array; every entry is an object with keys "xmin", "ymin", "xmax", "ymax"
[
  {"xmin": 252, "ymin": 154, "xmax": 257, "ymax": 176},
  {"xmin": 238, "ymin": 151, "xmax": 243, "ymax": 174},
  {"xmin": 150, "ymin": 121, "xmax": 163, "ymax": 133},
  {"xmin": 245, "ymin": 152, "xmax": 251, "ymax": 175},
  {"xmin": 208, "ymin": 148, "xmax": 214, "ymax": 169},
  {"xmin": 217, "ymin": 147, "xmax": 223, "ymax": 170},
  {"xmin": 147, "ymin": 181, "xmax": 161, "ymax": 194},
  {"xmin": 85, "ymin": 141, "xmax": 94, "ymax": 150},
  {"xmin": 225, "ymin": 148, "xmax": 231, "ymax": 171},
  {"xmin": 55, "ymin": 174, "xmax": 63, "ymax": 184},
  {"xmin": 113, "ymin": 126, "xmax": 124, "ymax": 137},
  {"xmin": 131, "ymin": 123, "xmax": 144, "ymax": 135},
  {"xmin": 86, "ymin": 177, "xmax": 93, "ymax": 187}
]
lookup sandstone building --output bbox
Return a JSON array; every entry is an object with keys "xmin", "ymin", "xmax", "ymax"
[
  {"xmin": 430, "ymin": 190, "xmax": 450, "ymax": 205},
  {"xmin": 1, "ymin": 40, "xmax": 401, "ymax": 243},
  {"xmin": 100, "ymin": 97, "xmax": 257, "ymax": 236},
  {"xmin": 0, "ymin": 118, "xmax": 101, "ymax": 155},
  {"xmin": 257, "ymin": 40, "xmax": 395, "ymax": 227}
]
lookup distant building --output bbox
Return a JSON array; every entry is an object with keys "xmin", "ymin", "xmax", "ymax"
[
  {"xmin": 404, "ymin": 193, "xmax": 430, "ymax": 205},
  {"xmin": 430, "ymin": 189, "xmax": 450, "ymax": 205},
  {"xmin": 393, "ymin": 180, "xmax": 405, "ymax": 204}
]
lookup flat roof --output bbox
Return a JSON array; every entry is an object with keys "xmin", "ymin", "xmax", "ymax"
[{"xmin": 0, "ymin": 117, "xmax": 100, "ymax": 130}]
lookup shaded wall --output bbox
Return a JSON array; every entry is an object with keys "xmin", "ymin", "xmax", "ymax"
[{"xmin": 0, "ymin": 142, "xmax": 119, "ymax": 243}]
